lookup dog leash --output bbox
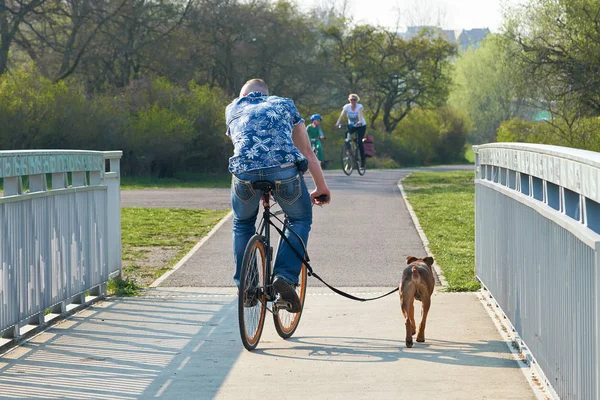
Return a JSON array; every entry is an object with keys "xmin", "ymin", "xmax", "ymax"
[{"xmin": 269, "ymin": 221, "xmax": 399, "ymax": 302}]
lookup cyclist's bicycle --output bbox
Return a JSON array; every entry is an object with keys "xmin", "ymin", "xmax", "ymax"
[
  {"xmin": 339, "ymin": 124, "xmax": 366, "ymax": 176},
  {"xmin": 238, "ymin": 180, "xmax": 328, "ymax": 351},
  {"xmin": 310, "ymin": 137, "xmax": 327, "ymax": 169}
]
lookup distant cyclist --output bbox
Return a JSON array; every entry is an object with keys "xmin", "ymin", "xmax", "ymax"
[
  {"xmin": 335, "ymin": 93, "xmax": 367, "ymax": 168},
  {"xmin": 307, "ymin": 114, "xmax": 325, "ymax": 166}
]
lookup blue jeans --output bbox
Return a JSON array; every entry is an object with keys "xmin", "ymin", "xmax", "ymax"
[{"xmin": 231, "ymin": 164, "xmax": 312, "ymax": 287}]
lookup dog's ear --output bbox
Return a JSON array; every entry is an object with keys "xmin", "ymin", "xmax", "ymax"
[
  {"xmin": 406, "ymin": 256, "xmax": 418, "ymax": 265},
  {"xmin": 423, "ymin": 256, "xmax": 434, "ymax": 267}
]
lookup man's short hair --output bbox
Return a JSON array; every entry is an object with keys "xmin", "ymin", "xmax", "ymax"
[{"xmin": 240, "ymin": 79, "xmax": 269, "ymax": 96}]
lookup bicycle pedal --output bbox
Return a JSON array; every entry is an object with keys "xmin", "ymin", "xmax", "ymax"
[{"xmin": 274, "ymin": 299, "xmax": 293, "ymax": 311}]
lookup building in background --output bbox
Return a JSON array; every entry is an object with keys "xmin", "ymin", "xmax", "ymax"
[{"xmin": 401, "ymin": 26, "xmax": 490, "ymax": 50}]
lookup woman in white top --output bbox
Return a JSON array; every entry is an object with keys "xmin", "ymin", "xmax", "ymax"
[{"xmin": 335, "ymin": 93, "xmax": 367, "ymax": 167}]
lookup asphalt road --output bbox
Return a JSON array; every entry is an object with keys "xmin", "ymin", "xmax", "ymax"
[
  {"xmin": 145, "ymin": 167, "xmax": 475, "ymax": 287},
  {"xmin": 120, "ymin": 165, "xmax": 473, "ymax": 211}
]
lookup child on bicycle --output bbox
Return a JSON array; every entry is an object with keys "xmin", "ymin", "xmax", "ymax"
[{"xmin": 306, "ymin": 114, "xmax": 325, "ymax": 166}]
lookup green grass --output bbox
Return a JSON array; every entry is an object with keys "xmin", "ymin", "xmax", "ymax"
[
  {"xmin": 120, "ymin": 207, "xmax": 230, "ymax": 287},
  {"xmin": 120, "ymin": 172, "xmax": 231, "ymax": 190},
  {"xmin": 464, "ymin": 145, "xmax": 475, "ymax": 164},
  {"xmin": 107, "ymin": 276, "xmax": 144, "ymax": 297},
  {"xmin": 402, "ymin": 170, "xmax": 478, "ymax": 291}
]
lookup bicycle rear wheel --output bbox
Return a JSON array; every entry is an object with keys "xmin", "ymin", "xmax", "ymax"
[
  {"xmin": 357, "ymin": 148, "xmax": 366, "ymax": 176},
  {"xmin": 238, "ymin": 234, "xmax": 267, "ymax": 351},
  {"xmin": 341, "ymin": 143, "xmax": 353, "ymax": 175},
  {"xmin": 273, "ymin": 263, "xmax": 307, "ymax": 339}
]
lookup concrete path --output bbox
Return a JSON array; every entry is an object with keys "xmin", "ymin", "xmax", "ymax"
[
  {"xmin": 0, "ymin": 167, "xmax": 544, "ymax": 399},
  {"xmin": 0, "ymin": 288, "xmax": 536, "ymax": 399}
]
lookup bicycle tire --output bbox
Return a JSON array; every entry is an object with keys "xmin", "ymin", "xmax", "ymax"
[
  {"xmin": 341, "ymin": 143, "xmax": 353, "ymax": 175},
  {"xmin": 273, "ymin": 263, "xmax": 307, "ymax": 339},
  {"xmin": 238, "ymin": 234, "xmax": 267, "ymax": 351},
  {"xmin": 356, "ymin": 148, "xmax": 366, "ymax": 176}
]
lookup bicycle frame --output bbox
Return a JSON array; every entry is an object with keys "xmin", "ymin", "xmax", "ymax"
[
  {"xmin": 310, "ymin": 138, "xmax": 318, "ymax": 157},
  {"xmin": 344, "ymin": 126, "xmax": 361, "ymax": 153},
  {"xmin": 255, "ymin": 191, "xmax": 292, "ymax": 313}
]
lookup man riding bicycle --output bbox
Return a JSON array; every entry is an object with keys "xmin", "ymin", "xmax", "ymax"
[
  {"xmin": 306, "ymin": 114, "xmax": 325, "ymax": 166},
  {"xmin": 225, "ymin": 78, "xmax": 331, "ymax": 312}
]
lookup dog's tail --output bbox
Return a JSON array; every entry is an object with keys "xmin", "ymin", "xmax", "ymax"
[{"xmin": 411, "ymin": 266, "xmax": 420, "ymax": 283}]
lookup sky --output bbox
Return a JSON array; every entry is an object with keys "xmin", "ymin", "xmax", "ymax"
[{"xmin": 296, "ymin": 0, "xmax": 524, "ymax": 32}]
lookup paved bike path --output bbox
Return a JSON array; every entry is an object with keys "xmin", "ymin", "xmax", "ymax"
[{"xmin": 156, "ymin": 169, "xmax": 427, "ymax": 287}]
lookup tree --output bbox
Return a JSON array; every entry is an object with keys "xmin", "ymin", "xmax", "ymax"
[
  {"xmin": 14, "ymin": 0, "xmax": 128, "ymax": 81},
  {"xmin": 448, "ymin": 34, "xmax": 531, "ymax": 143},
  {"xmin": 368, "ymin": 30, "xmax": 456, "ymax": 133},
  {"xmin": 322, "ymin": 25, "xmax": 455, "ymax": 133},
  {"xmin": 0, "ymin": 0, "xmax": 49, "ymax": 75},
  {"xmin": 503, "ymin": 0, "xmax": 600, "ymax": 147},
  {"xmin": 321, "ymin": 23, "xmax": 382, "ymax": 95},
  {"xmin": 505, "ymin": 0, "xmax": 600, "ymax": 115},
  {"xmin": 78, "ymin": 0, "xmax": 192, "ymax": 90}
]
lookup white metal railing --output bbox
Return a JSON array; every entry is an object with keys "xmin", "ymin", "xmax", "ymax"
[
  {"xmin": 0, "ymin": 150, "xmax": 122, "ymax": 345},
  {"xmin": 475, "ymin": 143, "xmax": 600, "ymax": 400}
]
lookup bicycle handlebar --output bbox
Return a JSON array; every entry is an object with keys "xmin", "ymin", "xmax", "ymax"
[{"xmin": 337, "ymin": 123, "xmax": 363, "ymax": 129}]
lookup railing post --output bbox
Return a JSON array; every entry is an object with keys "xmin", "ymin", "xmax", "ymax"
[{"xmin": 104, "ymin": 151, "xmax": 123, "ymax": 277}]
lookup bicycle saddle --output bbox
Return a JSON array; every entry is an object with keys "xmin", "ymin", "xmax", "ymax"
[{"xmin": 252, "ymin": 181, "xmax": 273, "ymax": 192}]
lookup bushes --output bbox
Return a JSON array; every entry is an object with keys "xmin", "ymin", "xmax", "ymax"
[
  {"xmin": 0, "ymin": 67, "xmax": 91, "ymax": 149},
  {"xmin": 496, "ymin": 117, "xmax": 600, "ymax": 153},
  {"xmin": 0, "ymin": 68, "xmax": 468, "ymax": 174},
  {"xmin": 377, "ymin": 106, "xmax": 470, "ymax": 166},
  {"xmin": 0, "ymin": 68, "xmax": 232, "ymax": 176},
  {"xmin": 496, "ymin": 119, "xmax": 552, "ymax": 144},
  {"xmin": 310, "ymin": 106, "xmax": 469, "ymax": 169}
]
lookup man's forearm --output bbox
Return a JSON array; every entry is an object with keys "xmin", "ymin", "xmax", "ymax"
[
  {"xmin": 307, "ymin": 158, "xmax": 327, "ymax": 189},
  {"xmin": 292, "ymin": 124, "xmax": 328, "ymax": 191}
]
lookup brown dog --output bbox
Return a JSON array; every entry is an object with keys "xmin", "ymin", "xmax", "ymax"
[{"xmin": 400, "ymin": 256, "xmax": 435, "ymax": 348}]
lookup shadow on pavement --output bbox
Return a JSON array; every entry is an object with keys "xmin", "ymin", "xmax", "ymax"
[
  {"xmin": 0, "ymin": 293, "xmax": 242, "ymax": 400},
  {"xmin": 253, "ymin": 335, "xmax": 521, "ymax": 368}
]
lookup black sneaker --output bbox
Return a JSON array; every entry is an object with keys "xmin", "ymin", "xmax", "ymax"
[{"xmin": 273, "ymin": 276, "xmax": 302, "ymax": 313}]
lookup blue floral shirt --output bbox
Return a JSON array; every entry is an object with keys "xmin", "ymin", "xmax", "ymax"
[{"xmin": 225, "ymin": 92, "xmax": 306, "ymax": 174}]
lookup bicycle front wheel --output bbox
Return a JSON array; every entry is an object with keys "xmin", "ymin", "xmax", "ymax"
[
  {"xmin": 273, "ymin": 263, "xmax": 307, "ymax": 339},
  {"xmin": 341, "ymin": 143, "xmax": 353, "ymax": 175},
  {"xmin": 238, "ymin": 234, "xmax": 267, "ymax": 351}
]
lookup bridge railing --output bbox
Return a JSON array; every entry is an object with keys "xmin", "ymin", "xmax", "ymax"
[
  {"xmin": 475, "ymin": 143, "xmax": 600, "ymax": 400},
  {"xmin": 0, "ymin": 150, "xmax": 122, "ymax": 345}
]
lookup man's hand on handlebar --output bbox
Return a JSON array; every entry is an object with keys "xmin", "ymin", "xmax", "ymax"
[{"xmin": 311, "ymin": 190, "xmax": 331, "ymax": 206}]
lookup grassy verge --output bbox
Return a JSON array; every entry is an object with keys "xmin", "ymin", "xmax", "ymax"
[
  {"xmin": 114, "ymin": 207, "xmax": 230, "ymax": 294},
  {"xmin": 402, "ymin": 170, "xmax": 477, "ymax": 291},
  {"xmin": 107, "ymin": 275, "xmax": 144, "ymax": 297},
  {"xmin": 464, "ymin": 145, "xmax": 475, "ymax": 164},
  {"xmin": 120, "ymin": 172, "xmax": 231, "ymax": 190}
]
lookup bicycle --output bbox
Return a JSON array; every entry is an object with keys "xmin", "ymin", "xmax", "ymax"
[
  {"xmin": 339, "ymin": 124, "xmax": 366, "ymax": 176},
  {"xmin": 238, "ymin": 180, "xmax": 328, "ymax": 351},
  {"xmin": 310, "ymin": 137, "xmax": 327, "ymax": 169}
]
